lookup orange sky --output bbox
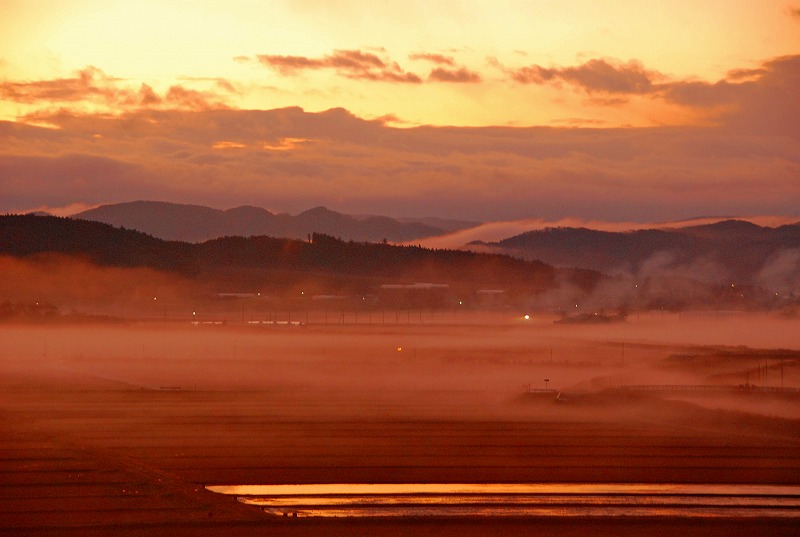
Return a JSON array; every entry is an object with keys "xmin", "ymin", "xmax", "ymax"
[{"xmin": 1, "ymin": 1, "xmax": 799, "ymax": 222}]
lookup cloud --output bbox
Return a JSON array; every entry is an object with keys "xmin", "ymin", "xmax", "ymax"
[
  {"xmin": 428, "ymin": 67, "xmax": 482, "ymax": 83},
  {"xmin": 258, "ymin": 48, "xmax": 483, "ymax": 85},
  {"xmin": 0, "ymin": 153, "xmax": 156, "ymax": 209},
  {"xmin": 2, "ymin": 104, "xmax": 798, "ymax": 222},
  {"xmin": 413, "ymin": 219, "xmax": 648, "ymax": 250},
  {"xmin": 257, "ymin": 49, "xmax": 422, "ymax": 83},
  {"xmin": 165, "ymin": 86, "xmax": 228, "ymax": 111},
  {"xmin": 409, "ymin": 53, "xmax": 455, "ymax": 66},
  {"xmin": 0, "ymin": 66, "xmax": 120, "ymax": 103},
  {"xmin": 660, "ymin": 55, "xmax": 800, "ymax": 137},
  {"xmin": 258, "ymin": 54, "xmax": 327, "ymax": 73},
  {"xmin": 505, "ymin": 54, "xmax": 800, "ymax": 137},
  {"xmin": 13, "ymin": 202, "xmax": 100, "ymax": 217},
  {"xmin": 178, "ymin": 77, "xmax": 240, "ymax": 94},
  {"xmin": 413, "ymin": 216, "xmax": 800, "ymax": 250},
  {"xmin": 510, "ymin": 58, "xmax": 657, "ymax": 94},
  {"xmin": 0, "ymin": 67, "xmax": 231, "ymax": 114},
  {"xmin": 1, "ymin": 49, "xmax": 798, "ymax": 224},
  {"xmin": 137, "ymin": 84, "xmax": 162, "ymax": 106}
]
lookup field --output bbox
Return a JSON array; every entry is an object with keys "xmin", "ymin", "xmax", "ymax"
[{"xmin": 1, "ymin": 312, "xmax": 799, "ymax": 536}]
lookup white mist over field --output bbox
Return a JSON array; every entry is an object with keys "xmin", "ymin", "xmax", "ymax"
[
  {"xmin": 2, "ymin": 311, "xmax": 799, "ymax": 536},
  {"xmin": 2, "ymin": 312, "xmax": 798, "ymax": 420},
  {"xmin": 413, "ymin": 216, "xmax": 800, "ymax": 250}
]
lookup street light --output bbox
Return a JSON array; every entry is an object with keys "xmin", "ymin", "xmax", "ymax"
[{"xmin": 544, "ymin": 378, "xmax": 550, "ymax": 390}]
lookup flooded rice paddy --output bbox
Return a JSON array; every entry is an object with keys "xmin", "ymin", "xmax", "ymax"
[{"xmin": 207, "ymin": 483, "xmax": 800, "ymax": 518}]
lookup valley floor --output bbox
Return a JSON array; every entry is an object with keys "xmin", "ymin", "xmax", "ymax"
[{"xmin": 1, "ymin": 315, "xmax": 798, "ymax": 536}]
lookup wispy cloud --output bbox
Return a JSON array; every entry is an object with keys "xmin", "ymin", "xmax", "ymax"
[
  {"xmin": 257, "ymin": 48, "xmax": 484, "ymax": 84},
  {"xmin": 178, "ymin": 76, "xmax": 240, "ymax": 94},
  {"xmin": 428, "ymin": 67, "xmax": 482, "ymax": 83},
  {"xmin": 12, "ymin": 201, "xmax": 100, "ymax": 217},
  {"xmin": 413, "ymin": 216, "xmax": 800, "ymax": 250},
  {"xmin": 409, "ymin": 53, "xmax": 456, "ymax": 66},
  {"xmin": 257, "ymin": 49, "xmax": 422, "ymax": 83},
  {"xmin": 510, "ymin": 58, "xmax": 657, "ymax": 94},
  {"xmin": 0, "ymin": 66, "xmax": 231, "ymax": 113},
  {"xmin": 0, "ymin": 67, "xmax": 120, "ymax": 103}
]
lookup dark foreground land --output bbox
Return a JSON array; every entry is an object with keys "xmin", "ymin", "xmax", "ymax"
[{"xmin": 1, "ymin": 316, "xmax": 799, "ymax": 536}]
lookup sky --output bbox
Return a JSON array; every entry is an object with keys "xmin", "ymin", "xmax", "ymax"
[{"xmin": 1, "ymin": 0, "xmax": 799, "ymax": 223}]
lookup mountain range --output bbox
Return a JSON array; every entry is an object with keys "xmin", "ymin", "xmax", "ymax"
[
  {"xmin": 2, "ymin": 214, "xmax": 796, "ymax": 313},
  {"xmin": 64, "ymin": 202, "xmax": 800, "ymax": 295},
  {"xmin": 72, "ymin": 201, "xmax": 478, "ymax": 243}
]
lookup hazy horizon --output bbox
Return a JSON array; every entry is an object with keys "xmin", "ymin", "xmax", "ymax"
[{"xmin": 10, "ymin": 198, "xmax": 800, "ymax": 240}]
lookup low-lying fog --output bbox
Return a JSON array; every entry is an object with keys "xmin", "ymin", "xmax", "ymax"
[{"xmin": 2, "ymin": 312, "xmax": 798, "ymax": 421}]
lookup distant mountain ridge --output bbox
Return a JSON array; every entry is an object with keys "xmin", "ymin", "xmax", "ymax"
[
  {"xmin": 471, "ymin": 219, "xmax": 800, "ymax": 291},
  {"xmin": 73, "ymin": 201, "xmax": 473, "ymax": 243}
]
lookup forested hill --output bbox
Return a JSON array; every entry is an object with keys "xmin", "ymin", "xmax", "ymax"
[
  {"xmin": 0, "ymin": 214, "xmax": 597, "ymax": 293},
  {"xmin": 0, "ymin": 214, "xmax": 196, "ymax": 272},
  {"xmin": 471, "ymin": 219, "xmax": 800, "ymax": 288}
]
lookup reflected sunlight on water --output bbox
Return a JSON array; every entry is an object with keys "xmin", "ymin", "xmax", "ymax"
[{"xmin": 206, "ymin": 483, "xmax": 800, "ymax": 518}]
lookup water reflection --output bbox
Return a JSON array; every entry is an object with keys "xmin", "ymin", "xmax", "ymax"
[{"xmin": 206, "ymin": 483, "xmax": 800, "ymax": 518}]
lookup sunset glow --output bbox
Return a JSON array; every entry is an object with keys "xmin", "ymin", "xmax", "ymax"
[
  {"xmin": 3, "ymin": 5, "xmax": 800, "ymax": 533},
  {"xmin": 1, "ymin": 0, "xmax": 799, "ymax": 221}
]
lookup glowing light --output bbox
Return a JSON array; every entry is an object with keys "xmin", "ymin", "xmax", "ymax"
[
  {"xmin": 262, "ymin": 138, "xmax": 311, "ymax": 151},
  {"xmin": 524, "ymin": 314, "xmax": 530, "ymax": 320},
  {"xmin": 212, "ymin": 141, "xmax": 247, "ymax": 149},
  {"xmin": 397, "ymin": 347, "xmax": 402, "ymax": 352}
]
